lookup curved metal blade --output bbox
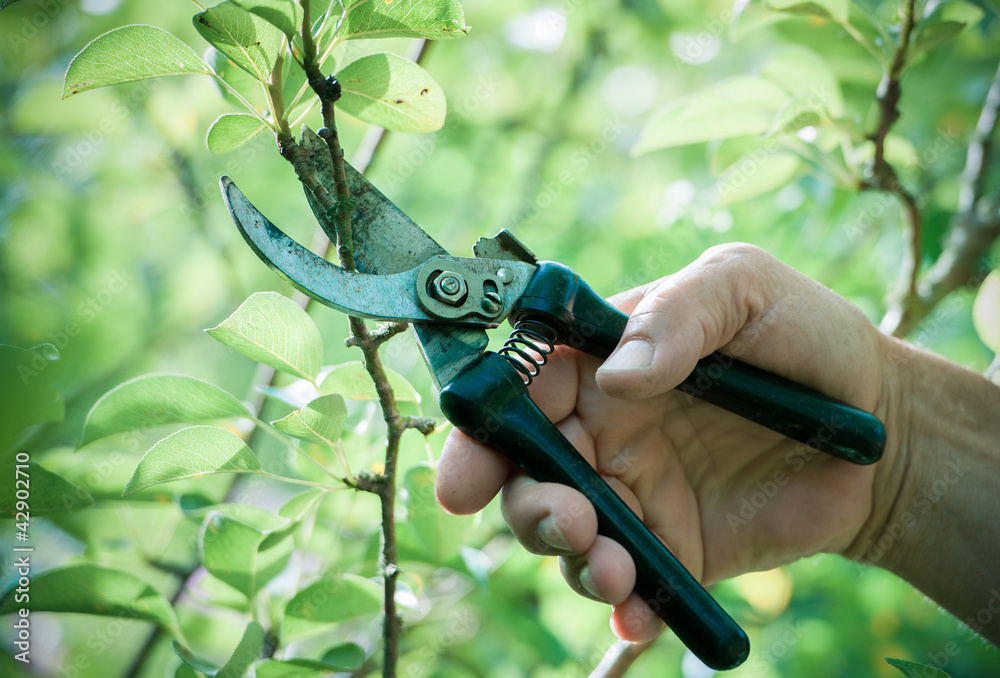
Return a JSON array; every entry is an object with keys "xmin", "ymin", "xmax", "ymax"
[{"xmin": 222, "ymin": 176, "xmax": 431, "ymax": 322}]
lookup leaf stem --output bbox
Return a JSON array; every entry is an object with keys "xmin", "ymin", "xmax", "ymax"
[
  {"xmin": 257, "ymin": 470, "xmax": 346, "ymax": 490},
  {"xmin": 209, "ymin": 72, "xmax": 275, "ymax": 129},
  {"xmin": 839, "ymin": 19, "xmax": 884, "ymax": 64},
  {"xmin": 252, "ymin": 415, "xmax": 350, "ymax": 483}
]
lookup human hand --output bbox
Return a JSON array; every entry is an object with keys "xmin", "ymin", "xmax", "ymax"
[{"xmin": 435, "ymin": 244, "xmax": 899, "ymax": 643}]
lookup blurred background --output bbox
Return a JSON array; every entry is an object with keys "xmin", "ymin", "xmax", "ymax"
[{"xmin": 1, "ymin": 0, "xmax": 999, "ymax": 676}]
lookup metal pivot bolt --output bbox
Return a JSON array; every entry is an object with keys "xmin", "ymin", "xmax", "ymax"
[{"xmin": 431, "ymin": 272, "xmax": 468, "ymax": 306}]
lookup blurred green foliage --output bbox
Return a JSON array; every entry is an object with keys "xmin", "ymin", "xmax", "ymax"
[{"xmin": 1, "ymin": 0, "xmax": 999, "ymax": 677}]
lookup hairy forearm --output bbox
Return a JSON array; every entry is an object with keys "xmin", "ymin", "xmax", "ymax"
[{"xmin": 855, "ymin": 336, "xmax": 1000, "ymax": 644}]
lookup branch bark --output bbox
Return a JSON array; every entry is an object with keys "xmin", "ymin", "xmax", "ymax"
[
  {"xmin": 124, "ymin": 29, "xmax": 417, "ymax": 678},
  {"xmin": 861, "ymin": 0, "xmax": 923, "ymax": 307},
  {"xmin": 291, "ymin": 6, "xmax": 435, "ymax": 674},
  {"xmin": 880, "ymin": 57, "xmax": 1000, "ymax": 336}
]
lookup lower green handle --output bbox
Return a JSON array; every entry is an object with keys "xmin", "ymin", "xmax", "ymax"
[{"xmin": 440, "ymin": 352, "xmax": 751, "ymax": 670}]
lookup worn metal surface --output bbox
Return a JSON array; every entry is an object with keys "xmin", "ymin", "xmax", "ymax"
[
  {"xmin": 472, "ymin": 230, "xmax": 538, "ymax": 264},
  {"xmin": 222, "ymin": 176, "xmax": 537, "ymax": 323},
  {"xmin": 343, "ymin": 159, "xmax": 448, "ymax": 276},
  {"xmin": 223, "ymin": 176, "xmax": 431, "ymax": 321}
]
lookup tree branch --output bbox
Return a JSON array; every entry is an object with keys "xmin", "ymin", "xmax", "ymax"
[
  {"xmin": 880, "ymin": 57, "xmax": 1000, "ymax": 336},
  {"xmin": 293, "ymin": 7, "xmax": 436, "ymax": 675},
  {"xmin": 861, "ymin": 0, "xmax": 923, "ymax": 307},
  {"xmin": 588, "ymin": 638, "xmax": 658, "ymax": 678}
]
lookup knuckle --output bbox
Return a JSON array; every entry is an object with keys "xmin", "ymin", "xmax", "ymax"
[{"xmin": 698, "ymin": 241, "xmax": 769, "ymax": 270}]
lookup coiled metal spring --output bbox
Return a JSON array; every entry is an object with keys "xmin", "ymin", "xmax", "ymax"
[{"xmin": 499, "ymin": 319, "xmax": 559, "ymax": 385}]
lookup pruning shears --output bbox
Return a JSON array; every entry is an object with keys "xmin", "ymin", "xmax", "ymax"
[{"xmin": 220, "ymin": 147, "xmax": 886, "ymax": 671}]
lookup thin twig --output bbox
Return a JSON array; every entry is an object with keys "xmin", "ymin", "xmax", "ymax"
[
  {"xmin": 880, "ymin": 57, "xmax": 1000, "ymax": 336},
  {"xmin": 588, "ymin": 639, "xmax": 658, "ymax": 678},
  {"xmin": 861, "ymin": 0, "xmax": 922, "ymax": 306},
  {"xmin": 293, "ymin": 6, "xmax": 438, "ymax": 675}
]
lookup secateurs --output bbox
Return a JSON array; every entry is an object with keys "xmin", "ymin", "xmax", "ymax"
[{"xmin": 220, "ymin": 160, "xmax": 886, "ymax": 671}]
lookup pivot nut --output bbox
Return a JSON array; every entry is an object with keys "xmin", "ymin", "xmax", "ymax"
[{"xmin": 430, "ymin": 272, "xmax": 468, "ymax": 307}]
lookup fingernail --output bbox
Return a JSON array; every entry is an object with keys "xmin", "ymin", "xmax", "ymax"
[
  {"xmin": 603, "ymin": 339, "xmax": 654, "ymax": 372},
  {"xmin": 579, "ymin": 565, "xmax": 606, "ymax": 603},
  {"xmin": 538, "ymin": 516, "xmax": 572, "ymax": 552}
]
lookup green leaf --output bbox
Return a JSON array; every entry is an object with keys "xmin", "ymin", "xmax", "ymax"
[
  {"xmin": 218, "ymin": 620, "xmax": 266, "ymax": 678},
  {"xmin": 173, "ymin": 640, "xmax": 221, "ymax": 676},
  {"xmin": 207, "ymin": 292, "xmax": 323, "ymax": 381},
  {"xmin": 404, "ymin": 463, "xmax": 470, "ymax": 562},
  {"xmin": 81, "ymin": 373, "xmax": 251, "ymax": 447},
  {"xmin": 284, "ymin": 574, "xmax": 382, "ymax": 637},
  {"xmin": 336, "ymin": 53, "xmax": 447, "ymax": 133},
  {"xmin": 714, "ymin": 151, "xmax": 801, "ymax": 205},
  {"xmin": 205, "ymin": 46, "xmax": 265, "ymax": 108},
  {"xmin": 765, "ymin": 96, "xmax": 828, "ymax": 138},
  {"xmin": 0, "ymin": 462, "xmax": 93, "ymax": 517},
  {"xmin": 278, "ymin": 488, "xmax": 325, "ymax": 521},
  {"xmin": 254, "ymin": 658, "xmax": 362, "ymax": 678},
  {"xmin": 912, "ymin": 21, "xmax": 967, "ymax": 55},
  {"xmin": 124, "ymin": 426, "xmax": 260, "ymax": 496},
  {"xmin": 231, "ymin": 0, "xmax": 303, "ymax": 37},
  {"xmin": 973, "ymin": 269, "xmax": 1000, "ymax": 354},
  {"xmin": 207, "ymin": 113, "xmax": 269, "ymax": 153},
  {"xmin": 201, "ymin": 512, "xmax": 292, "ymax": 597},
  {"xmin": 0, "ymin": 344, "xmax": 64, "ymax": 456},
  {"xmin": 320, "ymin": 642, "xmax": 365, "ymax": 671},
  {"xmin": 272, "ymin": 394, "xmax": 347, "ymax": 447},
  {"xmin": 913, "ymin": 1, "xmax": 984, "ymax": 56},
  {"xmin": 63, "ymin": 25, "xmax": 212, "ymax": 99},
  {"xmin": 194, "ymin": 1, "xmax": 284, "ymax": 82},
  {"xmin": 764, "ymin": 0, "xmax": 848, "ymax": 23},
  {"xmin": 761, "ymin": 46, "xmax": 843, "ymax": 119},
  {"xmin": 319, "ymin": 361, "xmax": 419, "ymax": 402},
  {"xmin": 336, "ymin": 0, "xmax": 469, "ymax": 40},
  {"xmin": 176, "ymin": 664, "xmax": 201, "ymax": 678},
  {"xmin": 884, "ymin": 658, "xmax": 954, "ymax": 678},
  {"xmin": 634, "ymin": 76, "xmax": 790, "ymax": 154},
  {"xmin": 0, "ymin": 564, "xmax": 181, "ymax": 635}
]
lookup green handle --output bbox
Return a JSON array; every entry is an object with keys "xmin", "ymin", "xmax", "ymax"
[
  {"xmin": 439, "ymin": 352, "xmax": 751, "ymax": 670},
  {"xmin": 512, "ymin": 262, "xmax": 886, "ymax": 465}
]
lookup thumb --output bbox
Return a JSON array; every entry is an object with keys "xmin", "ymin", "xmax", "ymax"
[{"xmin": 596, "ymin": 244, "xmax": 772, "ymax": 400}]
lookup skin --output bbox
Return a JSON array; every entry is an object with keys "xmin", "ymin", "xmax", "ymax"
[{"xmin": 435, "ymin": 243, "xmax": 1000, "ymax": 646}]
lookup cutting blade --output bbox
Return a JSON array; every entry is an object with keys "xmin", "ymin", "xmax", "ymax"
[{"xmin": 223, "ymin": 176, "xmax": 430, "ymax": 322}]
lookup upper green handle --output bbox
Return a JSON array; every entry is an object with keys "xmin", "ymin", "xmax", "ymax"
[{"xmin": 511, "ymin": 262, "xmax": 886, "ymax": 465}]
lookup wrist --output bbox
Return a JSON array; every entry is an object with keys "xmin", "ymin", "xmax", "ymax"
[
  {"xmin": 840, "ymin": 332, "xmax": 914, "ymax": 570},
  {"xmin": 844, "ymin": 335, "xmax": 1000, "ymax": 643}
]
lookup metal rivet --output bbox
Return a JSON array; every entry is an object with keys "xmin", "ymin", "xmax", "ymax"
[{"xmin": 497, "ymin": 268, "xmax": 513, "ymax": 284}]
